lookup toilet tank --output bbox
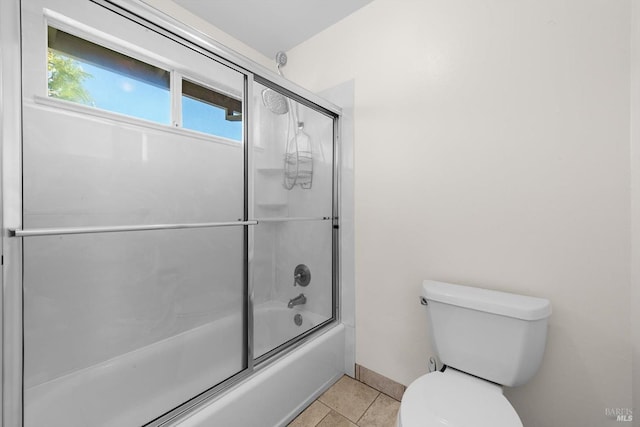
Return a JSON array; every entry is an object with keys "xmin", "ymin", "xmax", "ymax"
[{"xmin": 422, "ymin": 280, "xmax": 551, "ymax": 387}]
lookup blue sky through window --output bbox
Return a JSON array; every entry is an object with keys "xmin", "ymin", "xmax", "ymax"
[
  {"xmin": 81, "ymin": 61, "xmax": 171, "ymax": 124},
  {"xmin": 64, "ymin": 58, "xmax": 242, "ymax": 141},
  {"xmin": 182, "ymin": 95, "xmax": 242, "ymax": 141}
]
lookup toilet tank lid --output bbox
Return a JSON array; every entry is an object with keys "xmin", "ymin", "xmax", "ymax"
[{"xmin": 422, "ymin": 280, "xmax": 551, "ymax": 321}]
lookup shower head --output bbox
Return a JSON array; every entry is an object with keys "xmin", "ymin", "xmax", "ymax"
[
  {"xmin": 275, "ymin": 51, "xmax": 287, "ymax": 76},
  {"xmin": 262, "ymin": 88, "xmax": 289, "ymax": 115},
  {"xmin": 262, "ymin": 51, "xmax": 290, "ymax": 114}
]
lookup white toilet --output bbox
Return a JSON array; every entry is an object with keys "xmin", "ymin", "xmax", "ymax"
[{"xmin": 398, "ymin": 280, "xmax": 552, "ymax": 427}]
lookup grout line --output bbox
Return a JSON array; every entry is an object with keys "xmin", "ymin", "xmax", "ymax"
[
  {"xmin": 378, "ymin": 390, "xmax": 401, "ymax": 403},
  {"xmin": 354, "ymin": 377, "xmax": 403, "ymax": 403},
  {"xmin": 315, "ymin": 410, "xmax": 332, "ymax": 427},
  {"xmin": 354, "ymin": 392, "xmax": 380, "ymax": 425}
]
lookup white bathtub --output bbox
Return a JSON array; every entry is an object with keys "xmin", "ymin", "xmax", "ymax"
[
  {"xmin": 254, "ymin": 300, "xmax": 327, "ymax": 358},
  {"xmin": 24, "ymin": 302, "xmax": 344, "ymax": 427},
  {"xmin": 178, "ymin": 322, "xmax": 345, "ymax": 427}
]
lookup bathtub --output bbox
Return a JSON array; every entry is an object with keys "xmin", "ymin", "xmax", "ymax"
[
  {"xmin": 24, "ymin": 302, "xmax": 344, "ymax": 427},
  {"xmin": 254, "ymin": 300, "xmax": 328, "ymax": 358}
]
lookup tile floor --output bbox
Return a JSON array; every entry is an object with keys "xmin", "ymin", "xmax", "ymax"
[{"xmin": 288, "ymin": 375, "xmax": 400, "ymax": 427}]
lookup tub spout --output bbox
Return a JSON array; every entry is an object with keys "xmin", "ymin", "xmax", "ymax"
[{"xmin": 288, "ymin": 293, "xmax": 307, "ymax": 309}]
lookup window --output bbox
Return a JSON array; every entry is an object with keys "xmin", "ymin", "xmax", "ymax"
[
  {"xmin": 182, "ymin": 79, "xmax": 242, "ymax": 141},
  {"xmin": 48, "ymin": 27, "xmax": 171, "ymax": 124},
  {"xmin": 47, "ymin": 27, "xmax": 244, "ymax": 142}
]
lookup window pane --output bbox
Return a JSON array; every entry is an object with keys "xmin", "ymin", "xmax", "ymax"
[
  {"xmin": 182, "ymin": 79, "xmax": 243, "ymax": 141},
  {"xmin": 47, "ymin": 27, "xmax": 171, "ymax": 124}
]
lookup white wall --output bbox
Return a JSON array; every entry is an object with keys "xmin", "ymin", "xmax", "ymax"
[
  {"xmin": 284, "ymin": 1, "xmax": 633, "ymax": 426},
  {"xmin": 320, "ymin": 80, "xmax": 357, "ymax": 376},
  {"xmin": 631, "ymin": 0, "xmax": 640, "ymax": 420}
]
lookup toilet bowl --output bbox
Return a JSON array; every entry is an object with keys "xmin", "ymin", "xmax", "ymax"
[
  {"xmin": 397, "ymin": 280, "xmax": 551, "ymax": 427},
  {"xmin": 398, "ymin": 368, "xmax": 522, "ymax": 427}
]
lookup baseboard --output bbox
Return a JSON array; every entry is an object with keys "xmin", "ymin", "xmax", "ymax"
[{"xmin": 354, "ymin": 364, "xmax": 406, "ymax": 401}]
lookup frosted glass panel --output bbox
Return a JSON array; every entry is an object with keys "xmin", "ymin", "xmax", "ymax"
[
  {"xmin": 22, "ymin": 33, "xmax": 246, "ymax": 425},
  {"xmin": 23, "ymin": 228, "xmax": 245, "ymax": 427},
  {"xmin": 22, "ymin": 104, "xmax": 243, "ymax": 228}
]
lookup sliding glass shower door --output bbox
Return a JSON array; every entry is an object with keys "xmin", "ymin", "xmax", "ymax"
[
  {"xmin": 21, "ymin": 1, "xmax": 248, "ymax": 425},
  {"xmin": 252, "ymin": 81, "xmax": 336, "ymax": 359},
  {"xmin": 13, "ymin": 1, "xmax": 340, "ymax": 426}
]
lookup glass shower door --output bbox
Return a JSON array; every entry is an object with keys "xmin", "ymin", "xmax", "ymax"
[
  {"xmin": 252, "ymin": 81, "xmax": 336, "ymax": 359},
  {"xmin": 20, "ymin": 1, "xmax": 248, "ymax": 425}
]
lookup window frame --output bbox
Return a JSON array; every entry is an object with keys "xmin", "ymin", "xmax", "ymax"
[
  {"xmin": 43, "ymin": 18, "xmax": 244, "ymax": 145},
  {"xmin": 179, "ymin": 74, "xmax": 243, "ymax": 141},
  {"xmin": 47, "ymin": 26, "xmax": 173, "ymax": 124}
]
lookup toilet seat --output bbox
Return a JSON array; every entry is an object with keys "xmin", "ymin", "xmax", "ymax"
[{"xmin": 398, "ymin": 368, "xmax": 523, "ymax": 427}]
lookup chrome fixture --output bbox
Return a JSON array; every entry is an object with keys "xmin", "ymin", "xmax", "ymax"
[
  {"xmin": 284, "ymin": 123, "xmax": 313, "ymax": 190},
  {"xmin": 428, "ymin": 356, "xmax": 437, "ymax": 372},
  {"xmin": 294, "ymin": 264, "xmax": 311, "ymax": 287},
  {"xmin": 288, "ymin": 293, "xmax": 307, "ymax": 309},
  {"xmin": 261, "ymin": 51, "xmax": 290, "ymax": 114},
  {"xmin": 261, "ymin": 88, "xmax": 288, "ymax": 115},
  {"xmin": 9, "ymin": 220, "xmax": 258, "ymax": 238},
  {"xmin": 275, "ymin": 51, "xmax": 288, "ymax": 75},
  {"xmin": 294, "ymin": 313, "xmax": 303, "ymax": 326},
  {"xmin": 258, "ymin": 50, "xmax": 313, "ymax": 190}
]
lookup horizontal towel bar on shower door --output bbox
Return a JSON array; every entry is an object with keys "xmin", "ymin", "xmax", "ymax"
[
  {"xmin": 8, "ymin": 220, "xmax": 259, "ymax": 238},
  {"xmin": 254, "ymin": 216, "xmax": 332, "ymax": 223}
]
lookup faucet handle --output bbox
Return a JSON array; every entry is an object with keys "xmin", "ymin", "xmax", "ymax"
[{"xmin": 293, "ymin": 264, "xmax": 311, "ymax": 287}]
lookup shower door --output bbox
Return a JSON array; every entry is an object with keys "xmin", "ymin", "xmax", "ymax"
[
  {"xmin": 20, "ymin": 1, "xmax": 248, "ymax": 426},
  {"xmin": 9, "ymin": 0, "xmax": 341, "ymax": 425},
  {"xmin": 252, "ymin": 81, "xmax": 337, "ymax": 360}
]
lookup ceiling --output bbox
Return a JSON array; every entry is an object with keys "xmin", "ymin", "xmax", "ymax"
[{"xmin": 173, "ymin": 0, "xmax": 374, "ymax": 59}]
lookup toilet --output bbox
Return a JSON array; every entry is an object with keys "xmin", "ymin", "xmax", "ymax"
[{"xmin": 398, "ymin": 280, "xmax": 552, "ymax": 427}]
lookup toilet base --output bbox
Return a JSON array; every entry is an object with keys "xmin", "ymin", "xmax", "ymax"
[{"xmin": 397, "ymin": 369, "xmax": 522, "ymax": 427}]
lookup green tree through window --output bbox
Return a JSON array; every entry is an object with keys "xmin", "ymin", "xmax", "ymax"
[{"xmin": 47, "ymin": 50, "xmax": 93, "ymax": 105}]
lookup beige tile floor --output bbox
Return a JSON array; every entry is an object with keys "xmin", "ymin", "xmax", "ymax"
[{"xmin": 288, "ymin": 376, "xmax": 400, "ymax": 427}]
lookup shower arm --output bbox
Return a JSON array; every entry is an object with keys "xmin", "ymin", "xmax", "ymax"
[{"xmin": 274, "ymin": 51, "xmax": 303, "ymax": 127}]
